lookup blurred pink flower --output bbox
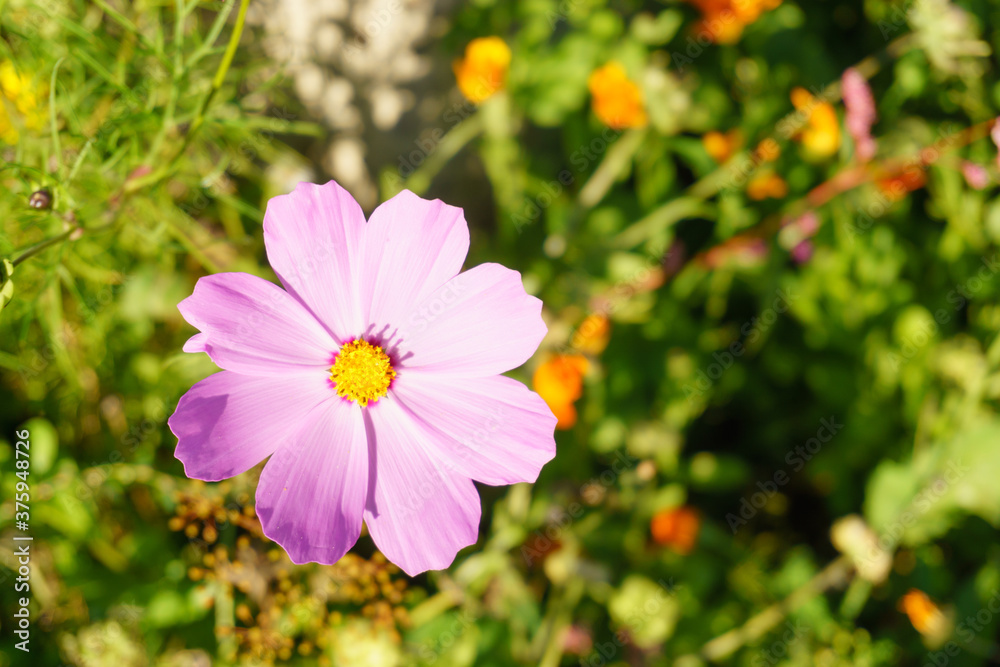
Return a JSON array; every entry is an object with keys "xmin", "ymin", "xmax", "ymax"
[
  {"xmin": 962, "ymin": 161, "xmax": 990, "ymax": 190},
  {"xmin": 778, "ymin": 211, "xmax": 820, "ymax": 251},
  {"xmin": 791, "ymin": 240, "xmax": 814, "ymax": 264},
  {"xmin": 562, "ymin": 625, "xmax": 593, "ymax": 655},
  {"xmin": 992, "ymin": 119, "xmax": 1000, "ymax": 169},
  {"xmin": 842, "ymin": 68, "xmax": 877, "ymax": 162}
]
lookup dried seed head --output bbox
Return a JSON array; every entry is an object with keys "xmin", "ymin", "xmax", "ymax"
[{"xmin": 29, "ymin": 189, "xmax": 51, "ymax": 209}]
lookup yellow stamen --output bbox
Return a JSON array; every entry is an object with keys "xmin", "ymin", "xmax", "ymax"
[{"xmin": 329, "ymin": 339, "xmax": 395, "ymax": 407}]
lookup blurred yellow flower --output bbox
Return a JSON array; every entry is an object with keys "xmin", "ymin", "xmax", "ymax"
[
  {"xmin": 587, "ymin": 63, "xmax": 647, "ymax": 130},
  {"xmin": 0, "ymin": 61, "xmax": 47, "ymax": 143},
  {"xmin": 703, "ymin": 129, "xmax": 743, "ymax": 163},
  {"xmin": 651, "ymin": 506, "xmax": 700, "ymax": 554},
  {"xmin": 790, "ymin": 87, "xmax": 840, "ymax": 157},
  {"xmin": 533, "ymin": 354, "xmax": 588, "ymax": 430},
  {"xmin": 747, "ymin": 172, "xmax": 788, "ymax": 200},
  {"xmin": 453, "ymin": 37, "xmax": 511, "ymax": 104},
  {"xmin": 0, "ymin": 103, "xmax": 16, "ymax": 145},
  {"xmin": 687, "ymin": 0, "xmax": 782, "ymax": 44},
  {"xmin": 900, "ymin": 589, "xmax": 948, "ymax": 638},
  {"xmin": 571, "ymin": 313, "xmax": 611, "ymax": 356}
]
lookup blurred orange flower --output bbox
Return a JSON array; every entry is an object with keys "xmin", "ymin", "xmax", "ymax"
[
  {"xmin": 791, "ymin": 87, "xmax": 840, "ymax": 157},
  {"xmin": 651, "ymin": 506, "xmax": 701, "ymax": 554},
  {"xmin": 588, "ymin": 63, "xmax": 647, "ymax": 130},
  {"xmin": 876, "ymin": 168, "xmax": 925, "ymax": 201},
  {"xmin": 533, "ymin": 354, "xmax": 588, "ymax": 429},
  {"xmin": 703, "ymin": 129, "xmax": 743, "ymax": 163},
  {"xmin": 701, "ymin": 235, "xmax": 768, "ymax": 269},
  {"xmin": 453, "ymin": 37, "xmax": 511, "ymax": 104},
  {"xmin": 571, "ymin": 313, "xmax": 611, "ymax": 356},
  {"xmin": 754, "ymin": 139, "xmax": 781, "ymax": 162},
  {"xmin": 687, "ymin": 0, "xmax": 782, "ymax": 44},
  {"xmin": 900, "ymin": 589, "xmax": 948, "ymax": 637},
  {"xmin": 747, "ymin": 172, "xmax": 788, "ymax": 200}
]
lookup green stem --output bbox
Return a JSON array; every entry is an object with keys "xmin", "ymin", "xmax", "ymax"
[
  {"xmin": 124, "ymin": 0, "xmax": 251, "ymax": 194},
  {"xmin": 677, "ymin": 556, "xmax": 853, "ymax": 664},
  {"xmin": 386, "ymin": 112, "xmax": 485, "ymax": 197},
  {"xmin": 146, "ymin": 0, "xmax": 187, "ymax": 162},
  {"xmin": 538, "ymin": 578, "xmax": 585, "ymax": 667},
  {"xmin": 11, "ymin": 229, "xmax": 76, "ymax": 268},
  {"xmin": 49, "ymin": 57, "xmax": 66, "ymax": 179},
  {"xmin": 577, "ymin": 128, "xmax": 647, "ymax": 209}
]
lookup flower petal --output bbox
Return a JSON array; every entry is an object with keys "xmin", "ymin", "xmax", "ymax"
[
  {"xmin": 256, "ymin": 399, "xmax": 369, "ymax": 565},
  {"xmin": 363, "ymin": 399, "xmax": 481, "ymax": 576},
  {"xmin": 182, "ymin": 332, "xmax": 209, "ymax": 353},
  {"xmin": 390, "ymin": 374, "xmax": 556, "ymax": 485},
  {"xmin": 399, "ymin": 263, "xmax": 546, "ymax": 377},
  {"xmin": 359, "ymin": 190, "xmax": 469, "ymax": 332},
  {"xmin": 178, "ymin": 272, "xmax": 336, "ymax": 375},
  {"xmin": 263, "ymin": 181, "xmax": 366, "ymax": 342},
  {"xmin": 169, "ymin": 371, "xmax": 333, "ymax": 482}
]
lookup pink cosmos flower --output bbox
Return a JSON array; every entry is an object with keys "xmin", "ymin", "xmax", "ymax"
[
  {"xmin": 842, "ymin": 68, "xmax": 877, "ymax": 163},
  {"xmin": 168, "ymin": 181, "xmax": 557, "ymax": 576}
]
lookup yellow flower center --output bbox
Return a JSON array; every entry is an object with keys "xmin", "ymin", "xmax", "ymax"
[{"xmin": 329, "ymin": 339, "xmax": 395, "ymax": 407}]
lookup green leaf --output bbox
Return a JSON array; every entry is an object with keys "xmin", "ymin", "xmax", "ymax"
[
  {"xmin": 608, "ymin": 575, "xmax": 679, "ymax": 648},
  {"xmin": 0, "ymin": 258, "xmax": 14, "ymax": 313},
  {"xmin": 865, "ymin": 418, "xmax": 1000, "ymax": 547},
  {"xmin": 21, "ymin": 417, "xmax": 59, "ymax": 476}
]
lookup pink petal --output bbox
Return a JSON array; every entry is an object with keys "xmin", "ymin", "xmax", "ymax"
[
  {"xmin": 842, "ymin": 68, "xmax": 877, "ymax": 163},
  {"xmin": 364, "ymin": 399, "xmax": 481, "ymax": 576},
  {"xmin": 399, "ymin": 263, "xmax": 546, "ymax": 377},
  {"xmin": 182, "ymin": 332, "xmax": 209, "ymax": 353},
  {"xmin": 263, "ymin": 181, "xmax": 367, "ymax": 342},
  {"xmin": 256, "ymin": 399, "xmax": 369, "ymax": 565},
  {"xmin": 962, "ymin": 161, "xmax": 990, "ymax": 190},
  {"xmin": 170, "ymin": 371, "xmax": 333, "ymax": 481},
  {"xmin": 390, "ymin": 374, "xmax": 556, "ymax": 485},
  {"xmin": 359, "ymin": 190, "xmax": 470, "ymax": 332},
  {"xmin": 178, "ymin": 272, "xmax": 336, "ymax": 375}
]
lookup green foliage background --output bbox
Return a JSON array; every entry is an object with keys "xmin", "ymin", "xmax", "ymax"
[{"xmin": 3, "ymin": 0, "xmax": 1000, "ymax": 665}]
